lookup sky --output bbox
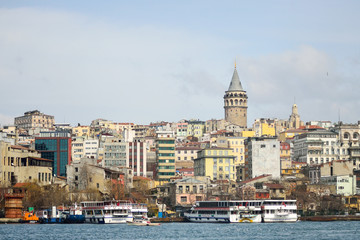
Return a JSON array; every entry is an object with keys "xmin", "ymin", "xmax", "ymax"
[{"xmin": 0, "ymin": 0, "xmax": 359, "ymax": 127}]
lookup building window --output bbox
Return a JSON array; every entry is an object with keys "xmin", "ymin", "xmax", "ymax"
[
  {"xmin": 75, "ymin": 175, "xmax": 78, "ymax": 181},
  {"xmin": 181, "ymin": 196, "xmax": 187, "ymax": 202},
  {"xmin": 97, "ymin": 183, "xmax": 100, "ymax": 188},
  {"xmin": 75, "ymin": 167, "xmax": 78, "ymax": 173}
]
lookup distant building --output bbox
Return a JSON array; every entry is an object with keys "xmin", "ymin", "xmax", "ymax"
[
  {"xmin": 14, "ymin": 110, "xmax": 54, "ymax": 130},
  {"xmin": 194, "ymin": 147, "xmax": 236, "ymax": 181},
  {"xmin": 280, "ymin": 142, "xmax": 291, "ymax": 176},
  {"xmin": 224, "ymin": 66, "xmax": 248, "ymax": 128},
  {"xmin": 293, "ymin": 129, "xmax": 338, "ymax": 164},
  {"xmin": 216, "ymin": 136, "xmax": 246, "ymax": 165},
  {"xmin": 102, "ymin": 138, "xmax": 127, "ymax": 167},
  {"xmin": 321, "ymin": 175, "xmax": 356, "ymax": 196},
  {"xmin": 169, "ymin": 177, "xmax": 208, "ymax": 208},
  {"xmin": 245, "ymin": 137, "xmax": 281, "ymax": 179},
  {"xmin": 253, "ymin": 118, "xmax": 276, "ymax": 137},
  {"xmin": 0, "ymin": 141, "xmax": 53, "ymax": 187},
  {"xmin": 128, "ymin": 139, "xmax": 147, "ymax": 177},
  {"xmin": 176, "ymin": 121, "xmax": 188, "ymax": 139},
  {"xmin": 175, "ymin": 146, "xmax": 200, "ymax": 169},
  {"xmin": 186, "ymin": 120, "xmax": 205, "ymax": 139},
  {"xmin": 72, "ymin": 125, "xmax": 91, "ymax": 137},
  {"xmin": 35, "ymin": 131, "xmax": 71, "ymax": 177},
  {"xmin": 156, "ymin": 131, "xmax": 176, "ymax": 181},
  {"xmin": 288, "ymin": 104, "xmax": 303, "ymax": 129}
]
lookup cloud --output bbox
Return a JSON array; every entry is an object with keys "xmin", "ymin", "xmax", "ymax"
[
  {"xmin": 0, "ymin": 7, "xmax": 359, "ymax": 127},
  {"xmin": 0, "ymin": 114, "xmax": 13, "ymax": 126},
  {"xmin": 238, "ymin": 46, "xmax": 360, "ymax": 123},
  {"xmin": 0, "ymin": 7, "xmax": 233, "ymax": 125}
]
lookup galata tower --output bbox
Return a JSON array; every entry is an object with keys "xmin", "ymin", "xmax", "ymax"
[{"xmin": 224, "ymin": 65, "xmax": 248, "ymax": 128}]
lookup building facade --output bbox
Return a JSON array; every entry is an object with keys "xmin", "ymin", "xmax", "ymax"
[
  {"xmin": 245, "ymin": 137, "xmax": 281, "ymax": 179},
  {"xmin": 293, "ymin": 129, "xmax": 338, "ymax": 165},
  {"xmin": 0, "ymin": 141, "xmax": 53, "ymax": 187},
  {"xmin": 194, "ymin": 147, "xmax": 236, "ymax": 181},
  {"xmin": 156, "ymin": 131, "xmax": 176, "ymax": 181},
  {"xmin": 14, "ymin": 110, "xmax": 54, "ymax": 130},
  {"xmin": 35, "ymin": 131, "xmax": 71, "ymax": 177},
  {"xmin": 128, "ymin": 139, "xmax": 147, "ymax": 176}
]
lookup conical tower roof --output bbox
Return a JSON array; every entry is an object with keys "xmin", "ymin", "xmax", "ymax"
[{"xmin": 227, "ymin": 67, "xmax": 243, "ymax": 91}]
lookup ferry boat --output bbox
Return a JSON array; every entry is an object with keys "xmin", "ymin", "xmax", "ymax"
[
  {"xmin": 261, "ymin": 200, "xmax": 297, "ymax": 222},
  {"xmin": 185, "ymin": 200, "xmax": 262, "ymax": 223},
  {"xmin": 81, "ymin": 200, "xmax": 148, "ymax": 224},
  {"xmin": 185, "ymin": 200, "xmax": 297, "ymax": 223}
]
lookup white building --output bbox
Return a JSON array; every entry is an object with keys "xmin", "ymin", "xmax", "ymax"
[
  {"xmin": 293, "ymin": 129, "xmax": 338, "ymax": 164},
  {"xmin": 245, "ymin": 137, "xmax": 281, "ymax": 179},
  {"xmin": 321, "ymin": 175, "xmax": 356, "ymax": 196},
  {"xmin": 103, "ymin": 138, "xmax": 127, "ymax": 167},
  {"xmin": 127, "ymin": 139, "xmax": 147, "ymax": 177}
]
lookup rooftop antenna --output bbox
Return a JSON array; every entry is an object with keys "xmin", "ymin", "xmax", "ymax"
[{"xmin": 338, "ymin": 109, "xmax": 341, "ymax": 124}]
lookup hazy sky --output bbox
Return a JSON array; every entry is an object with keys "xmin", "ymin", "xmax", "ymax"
[{"xmin": 1, "ymin": 0, "xmax": 359, "ymax": 126}]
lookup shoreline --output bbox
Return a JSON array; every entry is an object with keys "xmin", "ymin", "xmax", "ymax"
[{"xmin": 300, "ymin": 215, "xmax": 360, "ymax": 221}]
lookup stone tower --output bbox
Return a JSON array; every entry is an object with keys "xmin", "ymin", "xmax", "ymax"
[
  {"xmin": 224, "ymin": 66, "xmax": 248, "ymax": 128},
  {"xmin": 288, "ymin": 104, "xmax": 301, "ymax": 129}
]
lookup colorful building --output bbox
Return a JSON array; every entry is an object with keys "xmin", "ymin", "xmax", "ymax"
[
  {"xmin": 216, "ymin": 136, "xmax": 246, "ymax": 165},
  {"xmin": 156, "ymin": 131, "xmax": 176, "ymax": 181},
  {"xmin": 194, "ymin": 147, "xmax": 236, "ymax": 181},
  {"xmin": 187, "ymin": 120, "xmax": 205, "ymax": 139},
  {"xmin": 35, "ymin": 131, "xmax": 71, "ymax": 177}
]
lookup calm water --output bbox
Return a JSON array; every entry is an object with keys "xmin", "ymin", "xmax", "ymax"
[{"xmin": 1, "ymin": 222, "xmax": 360, "ymax": 240}]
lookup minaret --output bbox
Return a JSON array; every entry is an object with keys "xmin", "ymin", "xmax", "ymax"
[{"xmin": 224, "ymin": 64, "xmax": 248, "ymax": 128}]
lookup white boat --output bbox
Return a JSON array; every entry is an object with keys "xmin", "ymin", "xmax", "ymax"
[
  {"xmin": 261, "ymin": 200, "xmax": 297, "ymax": 223},
  {"xmin": 185, "ymin": 199, "xmax": 297, "ymax": 223},
  {"xmin": 185, "ymin": 200, "xmax": 262, "ymax": 223},
  {"xmin": 81, "ymin": 200, "xmax": 148, "ymax": 224}
]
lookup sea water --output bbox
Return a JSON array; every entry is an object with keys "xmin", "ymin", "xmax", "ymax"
[{"xmin": 1, "ymin": 221, "xmax": 360, "ymax": 240}]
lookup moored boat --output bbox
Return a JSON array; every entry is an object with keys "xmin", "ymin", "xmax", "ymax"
[
  {"xmin": 37, "ymin": 206, "xmax": 65, "ymax": 224},
  {"xmin": 185, "ymin": 200, "xmax": 262, "ymax": 223},
  {"xmin": 261, "ymin": 200, "xmax": 297, "ymax": 223},
  {"xmin": 81, "ymin": 200, "xmax": 148, "ymax": 224},
  {"xmin": 185, "ymin": 199, "xmax": 297, "ymax": 223}
]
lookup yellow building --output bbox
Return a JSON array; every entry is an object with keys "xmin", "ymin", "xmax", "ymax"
[
  {"xmin": 72, "ymin": 126, "xmax": 91, "ymax": 137},
  {"xmin": 194, "ymin": 147, "xmax": 236, "ymax": 181},
  {"xmin": 156, "ymin": 131, "xmax": 176, "ymax": 181},
  {"xmin": 187, "ymin": 120, "xmax": 205, "ymax": 139},
  {"xmin": 253, "ymin": 118, "xmax": 276, "ymax": 137},
  {"xmin": 278, "ymin": 129, "xmax": 306, "ymax": 142},
  {"xmin": 240, "ymin": 130, "xmax": 255, "ymax": 138},
  {"xmin": 216, "ymin": 137, "xmax": 246, "ymax": 165},
  {"xmin": 280, "ymin": 142, "xmax": 292, "ymax": 175}
]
